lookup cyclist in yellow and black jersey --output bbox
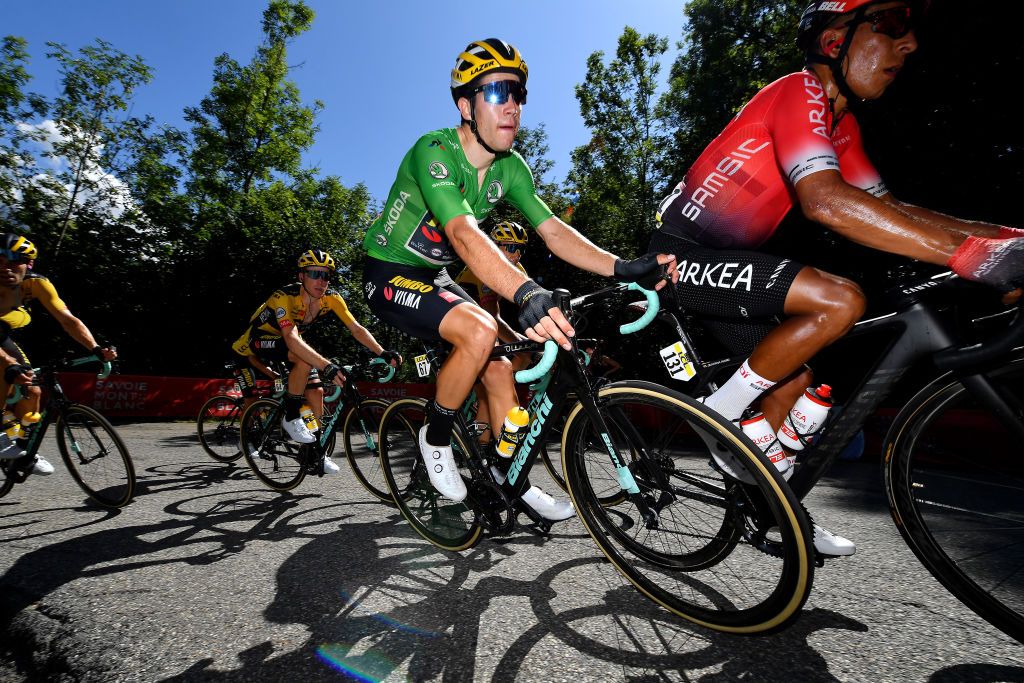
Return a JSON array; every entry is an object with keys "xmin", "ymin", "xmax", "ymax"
[
  {"xmin": 454, "ymin": 221, "xmax": 530, "ymax": 344},
  {"xmin": 0, "ymin": 233, "xmax": 116, "ymax": 471},
  {"xmin": 232, "ymin": 249, "xmax": 401, "ymax": 465}
]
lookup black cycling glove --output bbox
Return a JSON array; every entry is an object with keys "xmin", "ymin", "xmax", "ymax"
[
  {"xmin": 3, "ymin": 364, "xmax": 30, "ymax": 384},
  {"xmin": 613, "ymin": 253, "xmax": 668, "ymax": 289},
  {"xmin": 514, "ymin": 280, "xmax": 557, "ymax": 332},
  {"xmin": 377, "ymin": 349, "xmax": 402, "ymax": 365},
  {"xmin": 321, "ymin": 363, "xmax": 342, "ymax": 384}
]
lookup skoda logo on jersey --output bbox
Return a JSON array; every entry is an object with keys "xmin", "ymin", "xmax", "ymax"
[
  {"xmin": 375, "ymin": 234, "xmax": 388, "ymax": 247},
  {"xmin": 486, "ymin": 180, "xmax": 503, "ymax": 204},
  {"xmin": 428, "ymin": 162, "xmax": 449, "ymax": 180}
]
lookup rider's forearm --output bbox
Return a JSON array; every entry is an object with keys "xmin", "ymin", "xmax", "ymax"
[
  {"xmin": 282, "ymin": 330, "xmax": 330, "ymax": 370},
  {"xmin": 800, "ymin": 180, "xmax": 962, "ymax": 264},
  {"xmin": 536, "ymin": 217, "xmax": 616, "ymax": 276},
  {"xmin": 889, "ymin": 201, "xmax": 1003, "ymax": 240},
  {"xmin": 60, "ymin": 315, "xmax": 99, "ymax": 350},
  {"xmin": 350, "ymin": 324, "xmax": 384, "ymax": 356}
]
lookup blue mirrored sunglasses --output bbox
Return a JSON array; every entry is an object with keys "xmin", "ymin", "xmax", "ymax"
[
  {"xmin": 0, "ymin": 249, "xmax": 29, "ymax": 264},
  {"xmin": 302, "ymin": 269, "xmax": 332, "ymax": 281},
  {"xmin": 471, "ymin": 80, "xmax": 527, "ymax": 106}
]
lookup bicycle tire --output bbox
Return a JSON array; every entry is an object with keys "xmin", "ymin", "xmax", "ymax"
[
  {"xmin": 240, "ymin": 398, "xmax": 307, "ymax": 491},
  {"xmin": 0, "ymin": 463, "xmax": 13, "ymax": 499},
  {"xmin": 379, "ymin": 397, "xmax": 483, "ymax": 551},
  {"xmin": 562, "ymin": 380, "xmax": 814, "ymax": 635},
  {"xmin": 884, "ymin": 357, "xmax": 1024, "ymax": 644},
  {"xmin": 196, "ymin": 395, "xmax": 244, "ymax": 462},
  {"xmin": 56, "ymin": 404, "xmax": 136, "ymax": 508},
  {"xmin": 343, "ymin": 398, "xmax": 392, "ymax": 503}
]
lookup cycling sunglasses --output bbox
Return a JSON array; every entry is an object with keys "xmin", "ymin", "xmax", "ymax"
[
  {"xmin": 471, "ymin": 80, "xmax": 528, "ymax": 106},
  {"xmin": 0, "ymin": 249, "xmax": 29, "ymax": 264},
  {"xmin": 497, "ymin": 243, "xmax": 522, "ymax": 257},
  {"xmin": 849, "ymin": 6, "xmax": 914, "ymax": 39},
  {"xmin": 302, "ymin": 269, "xmax": 332, "ymax": 281}
]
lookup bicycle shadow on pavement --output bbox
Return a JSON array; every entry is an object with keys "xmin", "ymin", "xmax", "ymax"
[
  {"xmin": 131, "ymin": 460, "xmax": 255, "ymax": 498},
  {"xmin": 163, "ymin": 513, "xmax": 877, "ymax": 683},
  {"xmin": 0, "ymin": 488, "xmax": 350, "ymax": 677}
]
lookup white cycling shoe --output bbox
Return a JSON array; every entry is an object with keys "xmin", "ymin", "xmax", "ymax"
[
  {"xmin": 322, "ymin": 456, "xmax": 340, "ymax": 474},
  {"xmin": 31, "ymin": 456, "xmax": 55, "ymax": 476},
  {"xmin": 520, "ymin": 485, "xmax": 575, "ymax": 521},
  {"xmin": 418, "ymin": 426, "xmax": 467, "ymax": 502},
  {"xmin": 281, "ymin": 416, "xmax": 315, "ymax": 444},
  {"xmin": 813, "ymin": 524, "xmax": 856, "ymax": 557}
]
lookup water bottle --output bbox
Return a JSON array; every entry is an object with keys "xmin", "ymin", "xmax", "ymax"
[
  {"xmin": 299, "ymin": 404, "xmax": 319, "ymax": 432},
  {"xmin": 778, "ymin": 384, "xmax": 833, "ymax": 451},
  {"xmin": 740, "ymin": 412, "xmax": 788, "ymax": 474},
  {"xmin": 495, "ymin": 406, "xmax": 529, "ymax": 458},
  {"xmin": 2, "ymin": 410, "xmax": 22, "ymax": 440}
]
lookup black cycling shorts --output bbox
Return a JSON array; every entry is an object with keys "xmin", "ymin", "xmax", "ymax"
[
  {"xmin": 1, "ymin": 337, "xmax": 29, "ymax": 367},
  {"xmin": 648, "ymin": 230, "xmax": 804, "ymax": 355},
  {"xmin": 363, "ymin": 257, "xmax": 471, "ymax": 341}
]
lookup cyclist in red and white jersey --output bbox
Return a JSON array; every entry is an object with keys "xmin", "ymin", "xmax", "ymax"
[{"xmin": 651, "ymin": 0, "xmax": 1024, "ymax": 557}]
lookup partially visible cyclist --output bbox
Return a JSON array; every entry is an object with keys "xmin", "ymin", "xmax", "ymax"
[
  {"xmin": 362, "ymin": 38, "xmax": 676, "ymax": 520},
  {"xmin": 454, "ymin": 220, "xmax": 533, "ymax": 446},
  {"xmin": 649, "ymin": 0, "xmax": 1024, "ymax": 556},
  {"xmin": 0, "ymin": 233, "xmax": 118, "ymax": 474},
  {"xmin": 232, "ymin": 249, "xmax": 402, "ymax": 473}
]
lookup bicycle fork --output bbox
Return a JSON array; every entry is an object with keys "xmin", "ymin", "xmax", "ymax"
[{"xmin": 577, "ymin": 395, "xmax": 668, "ymax": 529}]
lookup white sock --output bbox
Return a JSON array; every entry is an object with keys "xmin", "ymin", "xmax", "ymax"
[{"xmin": 704, "ymin": 360, "xmax": 776, "ymax": 421}]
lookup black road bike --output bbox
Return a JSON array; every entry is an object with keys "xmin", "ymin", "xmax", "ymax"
[
  {"xmin": 654, "ymin": 270, "xmax": 1024, "ymax": 644},
  {"xmin": 378, "ymin": 285, "xmax": 816, "ymax": 635},
  {"xmin": 239, "ymin": 358, "xmax": 395, "ymax": 496},
  {"xmin": 0, "ymin": 356, "xmax": 135, "ymax": 508}
]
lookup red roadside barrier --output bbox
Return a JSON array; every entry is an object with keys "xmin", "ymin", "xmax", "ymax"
[{"xmin": 56, "ymin": 372, "xmax": 437, "ymax": 419}]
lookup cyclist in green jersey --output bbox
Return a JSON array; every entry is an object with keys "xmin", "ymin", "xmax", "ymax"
[{"xmin": 362, "ymin": 39, "xmax": 677, "ymax": 517}]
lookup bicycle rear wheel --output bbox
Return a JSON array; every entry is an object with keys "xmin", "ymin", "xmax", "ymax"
[
  {"xmin": 240, "ymin": 398, "xmax": 307, "ymax": 491},
  {"xmin": 56, "ymin": 404, "xmax": 135, "ymax": 508},
  {"xmin": 884, "ymin": 358, "xmax": 1024, "ymax": 644},
  {"xmin": 562, "ymin": 380, "xmax": 814, "ymax": 635},
  {"xmin": 378, "ymin": 398, "xmax": 482, "ymax": 551},
  {"xmin": 343, "ymin": 398, "xmax": 392, "ymax": 502},
  {"xmin": 196, "ymin": 395, "xmax": 244, "ymax": 462}
]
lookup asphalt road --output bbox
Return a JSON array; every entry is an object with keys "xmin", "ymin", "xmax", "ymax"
[{"xmin": 0, "ymin": 421, "xmax": 1021, "ymax": 682}]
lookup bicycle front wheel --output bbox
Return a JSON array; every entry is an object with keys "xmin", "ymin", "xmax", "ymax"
[
  {"xmin": 884, "ymin": 357, "xmax": 1024, "ymax": 644},
  {"xmin": 240, "ymin": 398, "xmax": 306, "ymax": 491},
  {"xmin": 56, "ymin": 404, "xmax": 135, "ymax": 508},
  {"xmin": 379, "ymin": 398, "xmax": 482, "ymax": 551},
  {"xmin": 343, "ymin": 398, "xmax": 392, "ymax": 502},
  {"xmin": 196, "ymin": 395, "xmax": 244, "ymax": 462},
  {"xmin": 562, "ymin": 380, "xmax": 814, "ymax": 635}
]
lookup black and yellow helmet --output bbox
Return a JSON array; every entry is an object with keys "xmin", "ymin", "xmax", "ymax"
[
  {"xmin": 297, "ymin": 249, "xmax": 336, "ymax": 271},
  {"xmin": 2, "ymin": 233, "xmax": 38, "ymax": 261},
  {"xmin": 450, "ymin": 38, "xmax": 528, "ymax": 103},
  {"xmin": 489, "ymin": 221, "xmax": 528, "ymax": 246}
]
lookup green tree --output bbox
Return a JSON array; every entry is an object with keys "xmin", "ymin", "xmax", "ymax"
[
  {"xmin": 0, "ymin": 36, "xmax": 43, "ymax": 213},
  {"xmin": 41, "ymin": 40, "xmax": 154, "ymax": 257},
  {"xmin": 658, "ymin": 0, "xmax": 804, "ymax": 184},
  {"xmin": 566, "ymin": 27, "xmax": 669, "ymax": 273}
]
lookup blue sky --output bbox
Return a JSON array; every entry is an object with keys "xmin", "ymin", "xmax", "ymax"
[{"xmin": 4, "ymin": 0, "xmax": 688, "ymax": 202}]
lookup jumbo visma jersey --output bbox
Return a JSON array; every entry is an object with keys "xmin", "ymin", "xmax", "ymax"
[{"xmin": 363, "ymin": 128, "xmax": 554, "ymax": 268}]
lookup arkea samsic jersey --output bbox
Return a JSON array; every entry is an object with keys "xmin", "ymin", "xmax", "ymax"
[
  {"xmin": 0, "ymin": 273, "xmax": 69, "ymax": 331},
  {"xmin": 231, "ymin": 283, "xmax": 355, "ymax": 356},
  {"xmin": 657, "ymin": 70, "xmax": 887, "ymax": 250},
  {"xmin": 363, "ymin": 128, "xmax": 554, "ymax": 268}
]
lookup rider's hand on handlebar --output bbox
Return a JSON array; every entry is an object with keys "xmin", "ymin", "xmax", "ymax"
[
  {"xmin": 321, "ymin": 363, "xmax": 346, "ymax": 387},
  {"xmin": 92, "ymin": 345, "xmax": 117, "ymax": 361},
  {"xmin": 377, "ymin": 349, "xmax": 403, "ymax": 367},
  {"xmin": 948, "ymin": 236, "xmax": 1024, "ymax": 291},
  {"xmin": 514, "ymin": 280, "xmax": 575, "ymax": 350},
  {"xmin": 613, "ymin": 253, "xmax": 678, "ymax": 290},
  {"xmin": 3, "ymin": 363, "xmax": 33, "ymax": 386}
]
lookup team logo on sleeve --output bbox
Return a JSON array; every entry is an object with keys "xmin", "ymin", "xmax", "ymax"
[
  {"xmin": 486, "ymin": 180, "xmax": 503, "ymax": 204},
  {"xmin": 428, "ymin": 162, "xmax": 449, "ymax": 179},
  {"xmin": 275, "ymin": 307, "xmax": 287, "ymax": 319}
]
